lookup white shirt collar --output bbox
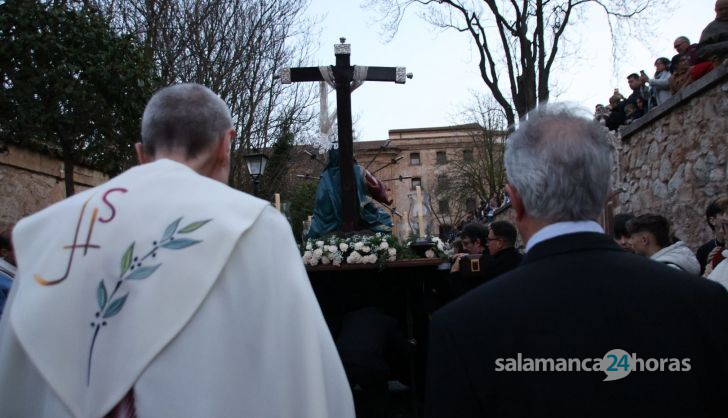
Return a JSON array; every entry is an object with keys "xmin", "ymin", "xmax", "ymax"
[{"xmin": 525, "ymin": 220, "xmax": 604, "ymax": 252}]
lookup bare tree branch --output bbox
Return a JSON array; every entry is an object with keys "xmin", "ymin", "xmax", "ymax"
[{"xmin": 367, "ymin": 0, "xmax": 671, "ymax": 125}]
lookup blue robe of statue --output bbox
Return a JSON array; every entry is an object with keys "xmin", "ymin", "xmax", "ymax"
[{"xmin": 307, "ymin": 149, "xmax": 392, "ymax": 238}]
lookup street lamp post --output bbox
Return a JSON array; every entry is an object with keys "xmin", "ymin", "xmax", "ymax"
[{"xmin": 243, "ymin": 152, "xmax": 269, "ymax": 197}]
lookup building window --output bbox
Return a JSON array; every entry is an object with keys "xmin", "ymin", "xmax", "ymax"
[
  {"xmin": 463, "ymin": 149, "xmax": 473, "ymax": 162},
  {"xmin": 436, "ymin": 151, "xmax": 447, "ymax": 164},
  {"xmin": 439, "ymin": 199, "xmax": 450, "ymax": 214},
  {"xmin": 410, "ymin": 152, "xmax": 421, "ymax": 165},
  {"xmin": 411, "ymin": 177, "xmax": 422, "ymax": 190}
]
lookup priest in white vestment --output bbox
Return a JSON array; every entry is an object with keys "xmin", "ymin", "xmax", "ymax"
[{"xmin": 0, "ymin": 83, "xmax": 355, "ymax": 418}]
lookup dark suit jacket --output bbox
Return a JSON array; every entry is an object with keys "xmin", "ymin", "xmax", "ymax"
[{"xmin": 427, "ymin": 232, "xmax": 728, "ymax": 418}]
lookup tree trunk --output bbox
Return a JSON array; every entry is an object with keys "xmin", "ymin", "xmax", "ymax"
[{"xmin": 60, "ymin": 136, "xmax": 75, "ymax": 197}]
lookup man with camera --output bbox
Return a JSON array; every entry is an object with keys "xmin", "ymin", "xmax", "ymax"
[
  {"xmin": 448, "ymin": 223, "xmax": 488, "ymax": 299},
  {"xmin": 448, "ymin": 221, "xmax": 522, "ymax": 299}
]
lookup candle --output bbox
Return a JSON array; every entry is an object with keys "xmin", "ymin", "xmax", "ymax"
[
  {"xmin": 402, "ymin": 210, "xmax": 410, "ymax": 238},
  {"xmin": 416, "ymin": 186, "xmax": 425, "ymax": 238},
  {"xmin": 274, "ymin": 193, "xmax": 281, "ymax": 212}
]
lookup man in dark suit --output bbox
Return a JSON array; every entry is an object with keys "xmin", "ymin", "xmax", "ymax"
[
  {"xmin": 426, "ymin": 105, "xmax": 728, "ymax": 418},
  {"xmin": 484, "ymin": 221, "xmax": 522, "ymax": 275}
]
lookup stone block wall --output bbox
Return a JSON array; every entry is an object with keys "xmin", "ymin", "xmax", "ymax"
[
  {"xmin": 615, "ymin": 64, "xmax": 728, "ymax": 251},
  {"xmin": 0, "ymin": 145, "xmax": 108, "ymax": 233}
]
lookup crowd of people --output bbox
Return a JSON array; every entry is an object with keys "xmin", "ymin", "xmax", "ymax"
[
  {"xmin": 440, "ymin": 198, "xmax": 728, "ymax": 315},
  {"xmin": 595, "ymin": 0, "xmax": 728, "ymax": 130},
  {"xmin": 611, "ymin": 197, "xmax": 728, "ymax": 283}
]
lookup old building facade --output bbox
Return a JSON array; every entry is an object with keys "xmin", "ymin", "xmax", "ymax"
[{"xmin": 354, "ymin": 123, "xmax": 505, "ymax": 238}]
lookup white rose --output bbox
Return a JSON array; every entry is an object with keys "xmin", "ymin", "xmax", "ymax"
[
  {"xmin": 425, "ymin": 249, "xmax": 436, "ymax": 258},
  {"xmin": 368, "ymin": 254, "xmax": 378, "ymax": 263},
  {"xmin": 313, "ymin": 248, "xmax": 323, "ymax": 257},
  {"xmin": 354, "ymin": 242, "xmax": 364, "ymax": 251},
  {"xmin": 315, "ymin": 240, "xmax": 324, "ymax": 248},
  {"xmin": 305, "ymin": 243, "xmax": 312, "ymax": 250},
  {"xmin": 339, "ymin": 243, "xmax": 349, "ymax": 252},
  {"xmin": 328, "ymin": 245, "xmax": 338, "ymax": 253},
  {"xmin": 302, "ymin": 250, "xmax": 312, "ymax": 263},
  {"xmin": 347, "ymin": 251, "xmax": 362, "ymax": 264},
  {"xmin": 310, "ymin": 257, "xmax": 320, "ymax": 266},
  {"xmin": 388, "ymin": 255, "xmax": 397, "ymax": 262},
  {"xmin": 333, "ymin": 257, "xmax": 342, "ymax": 267},
  {"xmin": 321, "ymin": 256, "xmax": 331, "ymax": 265},
  {"xmin": 379, "ymin": 241, "xmax": 389, "ymax": 250},
  {"xmin": 388, "ymin": 248, "xmax": 397, "ymax": 256},
  {"xmin": 361, "ymin": 245, "xmax": 371, "ymax": 253},
  {"xmin": 433, "ymin": 238, "xmax": 444, "ymax": 251}
]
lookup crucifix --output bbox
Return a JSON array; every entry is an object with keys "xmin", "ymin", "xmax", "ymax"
[{"xmin": 280, "ymin": 38, "xmax": 412, "ymax": 233}]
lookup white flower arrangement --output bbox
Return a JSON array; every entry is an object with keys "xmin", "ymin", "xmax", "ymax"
[
  {"xmin": 301, "ymin": 233, "xmax": 450, "ymax": 267},
  {"xmin": 301, "ymin": 232, "xmax": 400, "ymax": 266}
]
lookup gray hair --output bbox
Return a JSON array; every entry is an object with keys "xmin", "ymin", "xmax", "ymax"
[
  {"xmin": 504, "ymin": 105, "xmax": 613, "ymax": 222},
  {"xmin": 141, "ymin": 83, "xmax": 232, "ymax": 158}
]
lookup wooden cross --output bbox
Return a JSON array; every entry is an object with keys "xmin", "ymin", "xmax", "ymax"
[{"xmin": 280, "ymin": 38, "xmax": 411, "ymax": 233}]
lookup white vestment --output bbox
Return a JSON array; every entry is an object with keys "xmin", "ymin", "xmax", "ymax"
[{"xmin": 0, "ymin": 159, "xmax": 354, "ymax": 418}]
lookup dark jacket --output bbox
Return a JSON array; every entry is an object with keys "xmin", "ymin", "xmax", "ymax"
[
  {"xmin": 448, "ymin": 248, "xmax": 522, "ymax": 299},
  {"xmin": 427, "ymin": 232, "xmax": 728, "ymax": 418},
  {"xmin": 697, "ymin": 239, "xmax": 717, "ymax": 276}
]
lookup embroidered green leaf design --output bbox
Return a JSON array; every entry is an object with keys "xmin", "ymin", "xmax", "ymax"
[
  {"xmin": 161, "ymin": 239, "xmax": 202, "ymax": 250},
  {"xmin": 97, "ymin": 280, "xmax": 107, "ymax": 310},
  {"xmin": 162, "ymin": 217, "xmax": 182, "ymax": 242},
  {"xmin": 178, "ymin": 219, "xmax": 212, "ymax": 234},
  {"xmin": 120, "ymin": 242, "xmax": 134, "ymax": 277},
  {"xmin": 103, "ymin": 294, "xmax": 128, "ymax": 318},
  {"xmin": 126, "ymin": 264, "xmax": 161, "ymax": 280}
]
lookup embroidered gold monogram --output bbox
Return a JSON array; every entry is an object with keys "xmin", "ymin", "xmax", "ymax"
[{"xmin": 34, "ymin": 188, "xmax": 128, "ymax": 286}]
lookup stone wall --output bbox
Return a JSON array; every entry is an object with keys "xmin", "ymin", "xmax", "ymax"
[
  {"xmin": 615, "ymin": 64, "xmax": 728, "ymax": 251},
  {"xmin": 0, "ymin": 145, "xmax": 108, "ymax": 233}
]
